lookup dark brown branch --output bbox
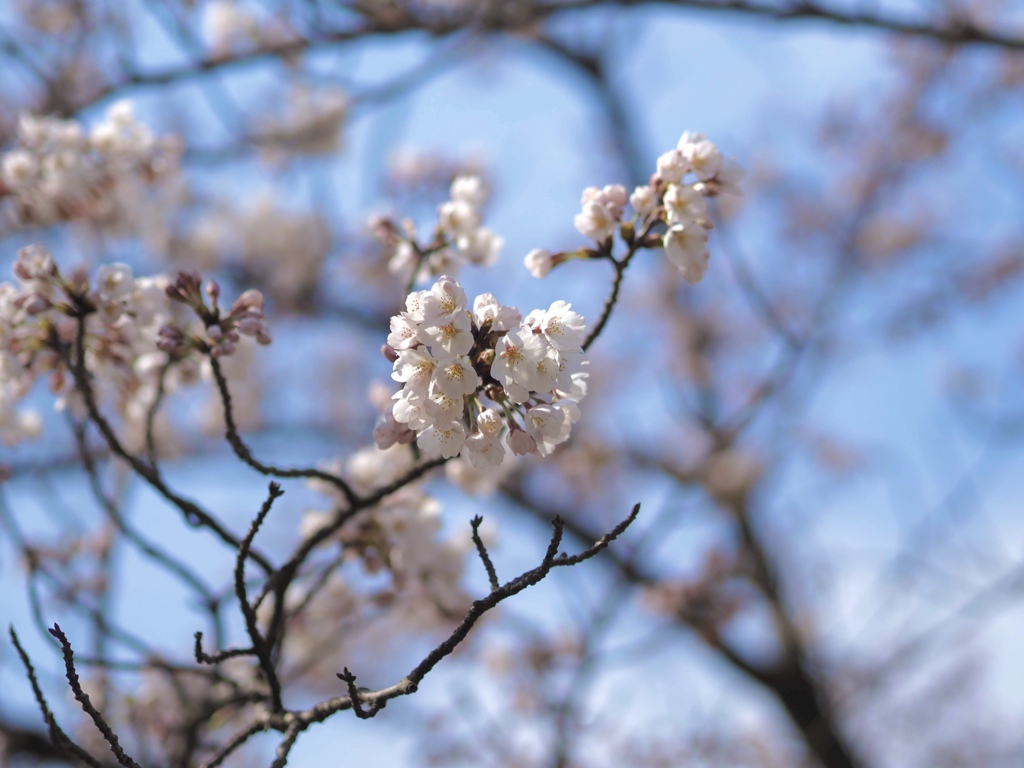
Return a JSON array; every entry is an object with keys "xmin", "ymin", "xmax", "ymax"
[
  {"xmin": 556, "ymin": 0, "xmax": 1024, "ymax": 51},
  {"xmin": 199, "ymin": 720, "xmax": 268, "ymax": 768},
  {"xmin": 66, "ymin": 312, "xmax": 273, "ymax": 574},
  {"xmin": 71, "ymin": 416, "xmax": 217, "ymax": 605},
  {"xmin": 335, "ymin": 668, "xmax": 382, "ymax": 720},
  {"xmin": 470, "ymin": 515, "xmax": 500, "ymax": 592},
  {"xmin": 193, "ymin": 632, "xmax": 255, "ymax": 665},
  {"xmin": 235, "ymin": 483, "xmax": 286, "ymax": 712},
  {"xmin": 404, "ymin": 507, "xmax": 640, "ymax": 689},
  {"xmin": 269, "ymin": 721, "xmax": 304, "ymax": 768},
  {"xmin": 208, "ymin": 356, "xmax": 357, "ymax": 507},
  {"xmin": 9, "ymin": 627, "xmax": 103, "ymax": 768},
  {"xmin": 304, "ymin": 505, "xmax": 640, "ymax": 724},
  {"xmin": 48, "ymin": 624, "xmax": 141, "ymax": 768}
]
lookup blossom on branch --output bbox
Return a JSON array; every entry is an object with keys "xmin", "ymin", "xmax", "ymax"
[
  {"xmin": 380, "ymin": 275, "xmax": 588, "ymax": 462},
  {"xmin": 378, "ymin": 174, "xmax": 504, "ymax": 284},
  {"xmin": 529, "ymin": 131, "xmax": 742, "ymax": 283}
]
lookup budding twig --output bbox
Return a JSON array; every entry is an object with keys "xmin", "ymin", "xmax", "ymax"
[
  {"xmin": 48, "ymin": 623, "xmax": 141, "ymax": 768},
  {"xmin": 9, "ymin": 626, "xmax": 103, "ymax": 768}
]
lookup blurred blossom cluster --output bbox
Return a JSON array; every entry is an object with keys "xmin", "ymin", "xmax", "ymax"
[
  {"xmin": 374, "ymin": 174, "xmax": 504, "ymax": 283},
  {"xmin": 386, "ymin": 148, "xmax": 486, "ymax": 200},
  {"xmin": 182, "ymin": 195, "xmax": 331, "ymax": 310},
  {"xmin": 296, "ymin": 444, "xmax": 474, "ymax": 656},
  {"xmin": 0, "ymin": 246, "xmax": 267, "ymax": 449},
  {"xmin": 0, "ymin": 101, "xmax": 181, "ymax": 231},
  {"xmin": 258, "ymin": 86, "xmax": 348, "ymax": 161},
  {"xmin": 201, "ymin": 0, "xmax": 296, "ymax": 57},
  {"xmin": 379, "ymin": 275, "xmax": 588, "ymax": 463}
]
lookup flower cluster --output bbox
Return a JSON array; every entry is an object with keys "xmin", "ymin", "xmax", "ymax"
[
  {"xmin": 0, "ymin": 245, "xmax": 269, "ymax": 447},
  {"xmin": 0, "ymin": 101, "xmax": 181, "ymax": 230},
  {"xmin": 376, "ymin": 275, "xmax": 588, "ymax": 463},
  {"xmin": 376, "ymin": 174, "xmax": 504, "ymax": 284},
  {"xmin": 301, "ymin": 444, "xmax": 474, "ymax": 638},
  {"xmin": 160, "ymin": 271, "xmax": 272, "ymax": 358},
  {"xmin": 525, "ymin": 131, "xmax": 742, "ymax": 285},
  {"xmin": 1, "ymin": 246, "xmax": 188, "ymax": 447}
]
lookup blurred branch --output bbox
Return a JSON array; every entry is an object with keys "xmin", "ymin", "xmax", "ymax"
[
  {"xmin": 502, "ymin": 478, "xmax": 863, "ymax": 768},
  {"xmin": 561, "ymin": 0, "xmax": 1024, "ymax": 50}
]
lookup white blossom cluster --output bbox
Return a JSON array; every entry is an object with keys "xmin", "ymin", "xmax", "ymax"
[
  {"xmin": 0, "ymin": 246, "xmax": 188, "ymax": 447},
  {"xmin": 0, "ymin": 245, "xmax": 269, "ymax": 447},
  {"xmin": 376, "ymin": 275, "xmax": 588, "ymax": 463},
  {"xmin": 0, "ymin": 101, "xmax": 181, "ymax": 230},
  {"xmin": 525, "ymin": 131, "xmax": 742, "ymax": 285},
  {"xmin": 379, "ymin": 174, "xmax": 504, "ymax": 284}
]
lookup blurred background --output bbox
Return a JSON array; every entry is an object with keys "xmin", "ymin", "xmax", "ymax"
[{"xmin": 1, "ymin": 1, "xmax": 1024, "ymax": 766}]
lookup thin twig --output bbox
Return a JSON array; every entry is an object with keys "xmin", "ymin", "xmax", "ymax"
[
  {"xmin": 9, "ymin": 627, "xmax": 103, "ymax": 768},
  {"xmin": 235, "ymin": 483, "xmax": 286, "ymax": 711},
  {"xmin": 208, "ymin": 356, "xmax": 357, "ymax": 507},
  {"xmin": 48, "ymin": 624, "xmax": 142, "ymax": 768},
  {"xmin": 470, "ymin": 515, "xmax": 500, "ymax": 592}
]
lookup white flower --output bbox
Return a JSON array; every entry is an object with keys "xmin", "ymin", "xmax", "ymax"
[
  {"xmin": 472, "ymin": 293, "xmax": 520, "ymax": 332},
  {"xmin": 524, "ymin": 403, "xmax": 566, "ymax": 447},
  {"xmin": 574, "ymin": 199, "xmax": 617, "ymax": 243},
  {"xmin": 476, "ymin": 408, "xmax": 502, "ymax": 437},
  {"xmin": 95, "ymin": 262, "xmax": 135, "ymax": 307},
  {"xmin": 664, "ymin": 224, "xmax": 711, "ymax": 285},
  {"xmin": 404, "ymin": 288, "xmax": 429, "ymax": 322},
  {"xmin": 548, "ymin": 401, "xmax": 581, "ymax": 455},
  {"xmin": 393, "ymin": 389, "xmax": 429, "ymax": 430},
  {"xmin": 462, "ymin": 432, "xmax": 505, "ymax": 468},
  {"xmin": 424, "ymin": 384, "xmax": 466, "ymax": 425},
  {"xmin": 374, "ymin": 412, "xmax": 414, "ymax": 449},
  {"xmin": 438, "ymin": 199, "xmax": 481, "ymax": 237},
  {"xmin": 456, "ymin": 227, "xmax": 503, "ymax": 266},
  {"xmin": 524, "ymin": 248, "xmax": 553, "ymax": 279},
  {"xmin": 432, "ymin": 355, "xmax": 479, "ymax": 400},
  {"xmin": 1, "ymin": 151, "xmax": 37, "ymax": 189},
  {"xmin": 695, "ymin": 157, "xmax": 745, "ymax": 197},
  {"xmin": 418, "ymin": 309, "xmax": 473, "ymax": 356},
  {"xmin": 203, "ymin": 0, "xmax": 255, "ymax": 55},
  {"xmin": 677, "ymin": 131, "xmax": 722, "ymax": 181},
  {"xmin": 656, "ymin": 149, "xmax": 688, "ymax": 184},
  {"xmin": 421, "ymin": 275, "xmax": 468, "ymax": 322},
  {"xmin": 392, "ymin": 347, "xmax": 438, "ymax": 396},
  {"xmin": 387, "ymin": 312, "xmax": 420, "ymax": 350},
  {"xmin": 13, "ymin": 244, "xmax": 56, "ymax": 283},
  {"xmin": 507, "ymin": 428, "xmax": 538, "ymax": 456},
  {"xmin": 664, "ymin": 184, "xmax": 707, "ymax": 226},
  {"xmin": 536, "ymin": 300, "xmax": 586, "ymax": 352},
  {"xmin": 630, "ymin": 185, "xmax": 655, "ymax": 218},
  {"xmin": 597, "ymin": 184, "xmax": 628, "ymax": 219},
  {"xmin": 418, "ymin": 421, "xmax": 467, "ymax": 459},
  {"xmin": 388, "ymin": 240, "xmax": 418, "ymax": 277},
  {"xmin": 450, "ymin": 174, "xmax": 488, "ymax": 209},
  {"xmin": 491, "ymin": 326, "xmax": 547, "ymax": 403}
]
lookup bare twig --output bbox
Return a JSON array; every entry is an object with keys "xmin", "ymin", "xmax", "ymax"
[
  {"xmin": 9, "ymin": 627, "xmax": 103, "ymax": 768},
  {"xmin": 48, "ymin": 624, "xmax": 141, "ymax": 768},
  {"xmin": 235, "ymin": 483, "xmax": 286, "ymax": 711},
  {"xmin": 470, "ymin": 515, "xmax": 500, "ymax": 592},
  {"xmin": 208, "ymin": 356, "xmax": 357, "ymax": 507}
]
